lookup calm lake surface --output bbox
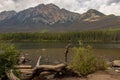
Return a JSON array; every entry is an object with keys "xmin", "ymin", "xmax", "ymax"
[{"xmin": 14, "ymin": 42, "xmax": 120, "ymax": 67}]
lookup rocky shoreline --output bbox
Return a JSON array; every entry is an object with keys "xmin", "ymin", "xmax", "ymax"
[
  {"xmin": 45, "ymin": 60, "xmax": 120, "ymax": 80},
  {"xmin": 51, "ymin": 70, "xmax": 120, "ymax": 80}
]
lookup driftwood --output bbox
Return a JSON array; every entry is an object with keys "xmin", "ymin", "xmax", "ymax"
[
  {"xmin": 6, "ymin": 44, "xmax": 71, "ymax": 80},
  {"xmin": 15, "ymin": 65, "xmax": 32, "ymax": 69},
  {"xmin": 25, "ymin": 63, "xmax": 67, "ymax": 80},
  {"xmin": 23, "ymin": 56, "xmax": 67, "ymax": 80},
  {"xmin": 6, "ymin": 56, "xmax": 67, "ymax": 80},
  {"xmin": 6, "ymin": 70, "xmax": 20, "ymax": 80},
  {"xmin": 64, "ymin": 44, "xmax": 71, "ymax": 63}
]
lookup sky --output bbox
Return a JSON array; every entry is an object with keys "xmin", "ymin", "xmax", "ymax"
[{"xmin": 0, "ymin": 0, "xmax": 120, "ymax": 15}]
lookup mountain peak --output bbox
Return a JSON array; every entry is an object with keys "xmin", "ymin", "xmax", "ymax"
[
  {"xmin": 36, "ymin": 3, "xmax": 60, "ymax": 10},
  {"xmin": 36, "ymin": 4, "xmax": 45, "ymax": 7},
  {"xmin": 80, "ymin": 9, "xmax": 105, "ymax": 22},
  {"xmin": 87, "ymin": 9, "xmax": 105, "ymax": 16},
  {"xmin": 46, "ymin": 3, "xmax": 60, "ymax": 9},
  {"xmin": 87, "ymin": 9, "xmax": 98, "ymax": 12},
  {"xmin": 5, "ymin": 3, "xmax": 80, "ymax": 25}
]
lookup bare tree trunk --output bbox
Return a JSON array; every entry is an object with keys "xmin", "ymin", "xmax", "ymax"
[{"xmin": 64, "ymin": 44, "xmax": 71, "ymax": 63}]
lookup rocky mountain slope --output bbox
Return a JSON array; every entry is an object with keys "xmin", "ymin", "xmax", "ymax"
[
  {"xmin": 0, "ymin": 11, "xmax": 16, "ymax": 21},
  {"xmin": 0, "ymin": 3, "xmax": 119, "ymax": 32}
]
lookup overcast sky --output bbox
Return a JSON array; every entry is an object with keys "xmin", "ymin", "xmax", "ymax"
[{"xmin": 0, "ymin": 0, "xmax": 120, "ymax": 15}]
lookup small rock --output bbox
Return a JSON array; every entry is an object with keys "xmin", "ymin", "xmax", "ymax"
[
  {"xmin": 112, "ymin": 60, "xmax": 120, "ymax": 67},
  {"xmin": 106, "ymin": 61, "xmax": 112, "ymax": 66},
  {"xmin": 107, "ymin": 67, "xmax": 112, "ymax": 70},
  {"xmin": 115, "ymin": 70, "xmax": 119, "ymax": 72},
  {"xmin": 54, "ymin": 61, "xmax": 60, "ymax": 64},
  {"xmin": 46, "ymin": 74, "xmax": 54, "ymax": 79}
]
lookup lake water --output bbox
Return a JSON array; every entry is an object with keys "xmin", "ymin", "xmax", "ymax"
[{"xmin": 14, "ymin": 42, "xmax": 120, "ymax": 67}]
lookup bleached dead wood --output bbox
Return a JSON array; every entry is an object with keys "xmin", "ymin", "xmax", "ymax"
[
  {"xmin": 6, "ymin": 70, "xmax": 20, "ymax": 80},
  {"xmin": 35, "ymin": 56, "xmax": 41, "ymax": 67},
  {"xmin": 15, "ymin": 65, "xmax": 32, "ymax": 69},
  {"xmin": 23, "ymin": 56, "xmax": 66, "ymax": 80},
  {"xmin": 6, "ymin": 54, "xmax": 68, "ymax": 80}
]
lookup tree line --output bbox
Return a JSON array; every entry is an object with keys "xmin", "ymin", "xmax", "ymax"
[{"xmin": 0, "ymin": 29, "xmax": 120, "ymax": 43}]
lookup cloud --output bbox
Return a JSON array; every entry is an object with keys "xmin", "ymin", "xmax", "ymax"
[
  {"xmin": 107, "ymin": 0, "xmax": 120, "ymax": 5},
  {"xmin": 0, "ymin": 0, "xmax": 16, "ymax": 11},
  {"xmin": 0, "ymin": 0, "xmax": 120, "ymax": 16}
]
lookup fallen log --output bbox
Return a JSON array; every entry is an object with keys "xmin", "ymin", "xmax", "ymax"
[
  {"xmin": 14, "ymin": 65, "xmax": 32, "ymax": 69},
  {"xmin": 35, "ymin": 63, "xmax": 67, "ymax": 71},
  {"xmin": 6, "ymin": 56, "xmax": 66, "ymax": 79},
  {"xmin": 24, "ymin": 63, "xmax": 67, "ymax": 80},
  {"xmin": 23, "ymin": 56, "xmax": 67, "ymax": 80},
  {"xmin": 6, "ymin": 70, "xmax": 20, "ymax": 80},
  {"xmin": 35, "ymin": 56, "xmax": 41, "ymax": 67},
  {"xmin": 6, "ymin": 63, "xmax": 67, "ymax": 80},
  {"xmin": 6, "ymin": 45, "xmax": 70, "ymax": 80}
]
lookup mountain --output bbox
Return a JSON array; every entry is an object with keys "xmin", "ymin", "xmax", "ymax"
[
  {"xmin": 1, "ymin": 4, "xmax": 80, "ymax": 26},
  {"xmin": 80, "ymin": 9, "xmax": 105, "ymax": 22},
  {"xmin": 0, "ymin": 11, "xmax": 16, "ymax": 21},
  {"xmin": 0, "ymin": 3, "xmax": 119, "ymax": 32}
]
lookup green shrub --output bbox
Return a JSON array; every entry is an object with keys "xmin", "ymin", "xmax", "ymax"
[
  {"xmin": 0, "ymin": 43, "xmax": 20, "ymax": 78},
  {"xmin": 70, "ymin": 45, "xmax": 107, "ymax": 76}
]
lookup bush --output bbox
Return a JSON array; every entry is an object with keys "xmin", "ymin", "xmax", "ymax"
[
  {"xmin": 0, "ymin": 43, "xmax": 20, "ymax": 78},
  {"xmin": 70, "ymin": 45, "xmax": 107, "ymax": 76}
]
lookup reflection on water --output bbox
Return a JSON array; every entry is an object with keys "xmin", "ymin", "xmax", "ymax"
[
  {"xmin": 21, "ymin": 48, "xmax": 74, "ymax": 67},
  {"xmin": 14, "ymin": 42, "xmax": 120, "ymax": 49},
  {"xmin": 14, "ymin": 42, "xmax": 120, "ymax": 67}
]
